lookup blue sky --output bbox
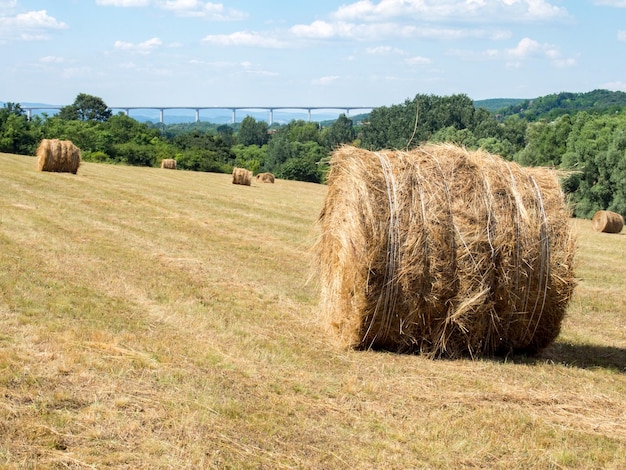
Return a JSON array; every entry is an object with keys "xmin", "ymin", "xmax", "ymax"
[{"xmin": 1, "ymin": 0, "xmax": 626, "ymax": 108}]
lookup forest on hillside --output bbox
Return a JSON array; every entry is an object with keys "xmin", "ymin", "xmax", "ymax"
[{"xmin": 1, "ymin": 91, "xmax": 625, "ymax": 219}]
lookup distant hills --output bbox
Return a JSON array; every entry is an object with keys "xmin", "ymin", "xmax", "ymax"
[
  {"xmin": 473, "ymin": 98, "xmax": 527, "ymax": 113},
  {"xmin": 482, "ymin": 89, "xmax": 626, "ymax": 120},
  {"xmin": 4, "ymin": 89, "xmax": 626, "ymax": 124}
]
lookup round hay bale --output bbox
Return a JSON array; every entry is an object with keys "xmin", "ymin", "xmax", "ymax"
[
  {"xmin": 232, "ymin": 167, "xmax": 253, "ymax": 186},
  {"xmin": 591, "ymin": 210, "xmax": 623, "ymax": 233},
  {"xmin": 256, "ymin": 172, "xmax": 275, "ymax": 183},
  {"xmin": 161, "ymin": 158, "xmax": 177, "ymax": 170},
  {"xmin": 314, "ymin": 143, "xmax": 576, "ymax": 358},
  {"xmin": 36, "ymin": 139, "xmax": 81, "ymax": 174}
]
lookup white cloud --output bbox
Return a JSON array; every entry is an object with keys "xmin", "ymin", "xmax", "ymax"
[
  {"xmin": 602, "ymin": 81, "xmax": 626, "ymax": 91},
  {"xmin": 594, "ymin": 1, "xmax": 626, "ymax": 7},
  {"xmin": 618, "ymin": 30, "xmax": 626, "ymax": 41},
  {"xmin": 160, "ymin": 1, "xmax": 247, "ymax": 20},
  {"xmin": 96, "ymin": 0, "xmax": 247, "ymax": 19},
  {"xmin": 405, "ymin": 56, "xmax": 433, "ymax": 65},
  {"xmin": 0, "ymin": 9, "xmax": 67, "ymax": 42},
  {"xmin": 366, "ymin": 45, "xmax": 405, "ymax": 55},
  {"xmin": 450, "ymin": 37, "xmax": 576, "ymax": 67},
  {"xmin": 202, "ymin": 31, "xmax": 287, "ymax": 48},
  {"xmin": 313, "ymin": 75, "xmax": 340, "ymax": 86},
  {"xmin": 114, "ymin": 37, "xmax": 162, "ymax": 54},
  {"xmin": 330, "ymin": 0, "xmax": 567, "ymax": 22},
  {"xmin": 96, "ymin": 0, "xmax": 149, "ymax": 6},
  {"xmin": 291, "ymin": 19, "xmax": 507, "ymax": 42},
  {"xmin": 507, "ymin": 37, "xmax": 542, "ymax": 57},
  {"xmin": 40, "ymin": 55, "xmax": 70, "ymax": 64}
]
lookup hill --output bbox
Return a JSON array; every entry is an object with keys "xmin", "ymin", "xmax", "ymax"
[
  {"xmin": 473, "ymin": 98, "xmax": 527, "ymax": 113},
  {"xmin": 0, "ymin": 152, "xmax": 625, "ymax": 468},
  {"xmin": 496, "ymin": 89, "xmax": 626, "ymax": 120}
]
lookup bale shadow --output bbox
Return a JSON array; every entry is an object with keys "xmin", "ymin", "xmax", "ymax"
[{"xmin": 502, "ymin": 342, "xmax": 626, "ymax": 373}]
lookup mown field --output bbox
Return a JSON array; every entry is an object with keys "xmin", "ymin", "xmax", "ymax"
[{"xmin": 1, "ymin": 152, "xmax": 624, "ymax": 469}]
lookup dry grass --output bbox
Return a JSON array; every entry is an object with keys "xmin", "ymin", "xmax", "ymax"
[{"xmin": 0, "ymin": 151, "xmax": 624, "ymax": 469}]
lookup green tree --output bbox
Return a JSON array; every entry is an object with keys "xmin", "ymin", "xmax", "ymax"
[
  {"xmin": 430, "ymin": 126, "xmax": 477, "ymax": 148},
  {"xmin": 322, "ymin": 113, "xmax": 356, "ymax": 149},
  {"xmin": 0, "ymin": 102, "xmax": 38, "ymax": 154},
  {"xmin": 58, "ymin": 93, "xmax": 112, "ymax": 122},
  {"xmin": 231, "ymin": 143, "xmax": 267, "ymax": 174},
  {"xmin": 277, "ymin": 141, "xmax": 325, "ymax": 183},
  {"xmin": 515, "ymin": 115, "xmax": 571, "ymax": 167},
  {"xmin": 237, "ymin": 116, "xmax": 269, "ymax": 147},
  {"xmin": 561, "ymin": 112, "xmax": 625, "ymax": 218}
]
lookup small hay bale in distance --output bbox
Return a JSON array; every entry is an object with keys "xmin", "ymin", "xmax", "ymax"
[
  {"xmin": 161, "ymin": 158, "xmax": 177, "ymax": 170},
  {"xmin": 314, "ymin": 143, "xmax": 576, "ymax": 359},
  {"xmin": 36, "ymin": 139, "xmax": 81, "ymax": 174},
  {"xmin": 256, "ymin": 172, "xmax": 275, "ymax": 183},
  {"xmin": 232, "ymin": 167, "xmax": 253, "ymax": 186},
  {"xmin": 591, "ymin": 210, "xmax": 624, "ymax": 233}
]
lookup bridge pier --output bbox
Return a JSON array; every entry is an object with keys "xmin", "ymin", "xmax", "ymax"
[
  {"xmin": 269, "ymin": 109, "xmax": 273, "ymax": 126},
  {"xmin": 159, "ymin": 109, "xmax": 164, "ymax": 124}
]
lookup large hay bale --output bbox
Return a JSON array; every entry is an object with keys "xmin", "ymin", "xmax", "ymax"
[
  {"xmin": 36, "ymin": 139, "xmax": 81, "ymax": 174},
  {"xmin": 256, "ymin": 172, "xmax": 275, "ymax": 183},
  {"xmin": 591, "ymin": 210, "xmax": 624, "ymax": 233},
  {"xmin": 232, "ymin": 167, "xmax": 253, "ymax": 186},
  {"xmin": 314, "ymin": 144, "xmax": 576, "ymax": 358},
  {"xmin": 161, "ymin": 158, "xmax": 177, "ymax": 170}
]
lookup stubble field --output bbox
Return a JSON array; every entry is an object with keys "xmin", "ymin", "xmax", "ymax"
[{"xmin": 1, "ymin": 152, "xmax": 624, "ymax": 469}]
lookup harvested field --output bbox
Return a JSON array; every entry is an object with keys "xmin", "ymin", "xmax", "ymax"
[{"xmin": 0, "ymin": 150, "xmax": 624, "ymax": 469}]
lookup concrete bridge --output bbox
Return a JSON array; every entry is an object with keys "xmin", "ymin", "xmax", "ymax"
[{"xmin": 21, "ymin": 105, "xmax": 374, "ymax": 125}]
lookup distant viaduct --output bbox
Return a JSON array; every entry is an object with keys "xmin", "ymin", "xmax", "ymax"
[{"xmin": 20, "ymin": 106, "xmax": 375, "ymax": 125}]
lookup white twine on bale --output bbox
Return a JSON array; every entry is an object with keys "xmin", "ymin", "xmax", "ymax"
[
  {"xmin": 525, "ymin": 175, "xmax": 551, "ymax": 341},
  {"xmin": 364, "ymin": 151, "xmax": 402, "ymax": 347}
]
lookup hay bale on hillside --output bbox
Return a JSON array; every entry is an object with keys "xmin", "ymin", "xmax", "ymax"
[
  {"xmin": 232, "ymin": 167, "xmax": 253, "ymax": 186},
  {"xmin": 256, "ymin": 172, "xmax": 275, "ymax": 183},
  {"xmin": 314, "ymin": 144, "xmax": 576, "ymax": 358},
  {"xmin": 591, "ymin": 210, "xmax": 624, "ymax": 233},
  {"xmin": 36, "ymin": 139, "xmax": 81, "ymax": 174},
  {"xmin": 161, "ymin": 158, "xmax": 177, "ymax": 170}
]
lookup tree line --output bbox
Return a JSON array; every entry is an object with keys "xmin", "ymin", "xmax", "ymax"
[{"xmin": 1, "ymin": 91, "xmax": 625, "ymax": 219}]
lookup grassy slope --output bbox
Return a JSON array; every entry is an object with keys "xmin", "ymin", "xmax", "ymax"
[{"xmin": 1, "ymin": 152, "xmax": 624, "ymax": 469}]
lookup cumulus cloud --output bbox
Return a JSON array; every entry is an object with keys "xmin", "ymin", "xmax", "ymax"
[
  {"xmin": 160, "ymin": 1, "xmax": 247, "ymax": 19},
  {"xmin": 96, "ymin": 0, "xmax": 149, "ymax": 6},
  {"xmin": 40, "ymin": 55, "xmax": 71, "ymax": 64},
  {"xmin": 331, "ymin": 0, "xmax": 567, "ymax": 22},
  {"xmin": 450, "ymin": 37, "xmax": 576, "ymax": 68},
  {"xmin": 602, "ymin": 80, "xmax": 626, "ymax": 91},
  {"xmin": 291, "ymin": 19, "xmax": 508, "ymax": 42},
  {"xmin": 114, "ymin": 37, "xmax": 162, "ymax": 54},
  {"xmin": 366, "ymin": 46, "xmax": 405, "ymax": 55},
  {"xmin": 313, "ymin": 75, "xmax": 340, "ymax": 86},
  {"xmin": 593, "ymin": 1, "xmax": 626, "ymax": 7},
  {"xmin": 202, "ymin": 31, "xmax": 287, "ymax": 48},
  {"xmin": 96, "ymin": 0, "xmax": 247, "ymax": 19},
  {"xmin": 405, "ymin": 56, "xmax": 433, "ymax": 65},
  {"xmin": 0, "ymin": 8, "xmax": 67, "ymax": 42}
]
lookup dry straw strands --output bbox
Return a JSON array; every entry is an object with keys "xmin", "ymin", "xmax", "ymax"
[
  {"xmin": 256, "ymin": 172, "xmax": 276, "ymax": 183},
  {"xmin": 161, "ymin": 158, "xmax": 177, "ymax": 170},
  {"xmin": 232, "ymin": 167, "xmax": 253, "ymax": 186},
  {"xmin": 314, "ymin": 143, "xmax": 576, "ymax": 359},
  {"xmin": 591, "ymin": 210, "xmax": 624, "ymax": 233},
  {"xmin": 36, "ymin": 139, "xmax": 81, "ymax": 174}
]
